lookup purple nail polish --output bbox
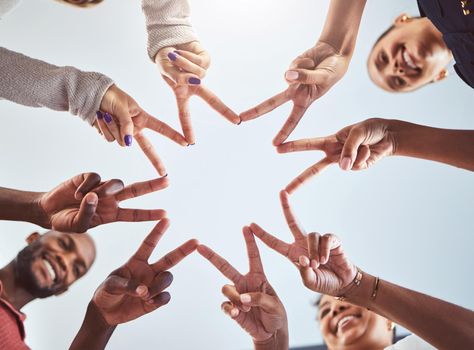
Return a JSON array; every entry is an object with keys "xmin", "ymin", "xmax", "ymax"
[
  {"xmin": 173, "ymin": 50, "xmax": 181, "ymax": 56},
  {"xmin": 188, "ymin": 77, "xmax": 201, "ymax": 85},
  {"xmin": 104, "ymin": 112, "xmax": 113, "ymax": 124},
  {"xmin": 96, "ymin": 111, "xmax": 103, "ymax": 119},
  {"xmin": 167, "ymin": 52, "xmax": 177, "ymax": 61},
  {"xmin": 124, "ymin": 135, "xmax": 133, "ymax": 146}
]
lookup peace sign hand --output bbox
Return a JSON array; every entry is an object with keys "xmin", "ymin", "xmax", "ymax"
[
  {"xmin": 240, "ymin": 41, "xmax": 350, "ymax": 146},
  {"xmin": 250, "ymin": 191, "xmax": 356, "ymax": 297},
  {"xmin": 92, "ymin": 219, "xmax": 198, "ymax": 326},
  {"xmin": 38, "ymin": 173, "xmax": 169, "ymax": 233},
  {"xmin": 198, "ymin": 227, "xmax": 288, "ymax": 349},
  {"xmin": 156, "ymin": 41, "xmax": 240, "ymax": 145},
  {"xmin": 277, "ymin": 118, "xmax": 397, "ymax": 193}
]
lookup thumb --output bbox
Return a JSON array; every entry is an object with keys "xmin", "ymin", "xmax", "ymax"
[
  {"xmin": 339, "ymin": 126, "xmax": 367, "ymax": 171},
  {"xmin": 298, "ymin": 264, "xmax": 317, "ymax": 291},
  {"xmin": 285, "ymin": 68, "xmax": 330, "ymax": 86},
  {"xmin": 101, "ymin": 275, "xmax": 149, "ymax": 299},
  {"xmin": 239, "ymin": 292, "xmax": 280, "ymax": 314},
  {"xmin": 72, "ymin": 192, "xmax": 98, "ymax": 233}
]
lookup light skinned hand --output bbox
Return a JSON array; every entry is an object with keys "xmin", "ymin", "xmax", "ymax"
[
  {"xmin": 97, "ymin": 84, "xmax": 188, "ymax": 176},
  {"xmin": 277, "ymin": 118, "xmax": 397, "ymax": 193},
  {"xmin": 249, "ymin": 191, "xmax": 356, "ymax": 296},
  {"xmin": 240, "ymin": 41, "xmax": 350, "ymax": 146},
  {"xmin": 156, "ymin": 41, "xmax": 240, "ymax": 144},
  {"xmin": 92, "ymin": 219, "xmax": 198, "ymax": 325},
  {"xmin": 198, "ymin": 227, "xmax": 288, "ymax": 344},
  {"xmin": 38, "ymin": 172, "xmax": 169, "ymax": 233}
]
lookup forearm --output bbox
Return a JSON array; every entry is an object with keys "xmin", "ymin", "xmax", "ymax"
[
  {"xmin": 0, "ymin": 187, "xmax": 48, "ymax": 226},
  {"xmin": 347, "ymin": 272, "xmax": 474, "ymax": 350},
  {"xmin": 318, "ymin": 0, "xmax": 366, "ymax": 56},
  {"xmin": 0, "ymin": 47, "xmax": 114, "ymax": 125},
  {"xmin": 141, "ymin": 0, "xmax": 198, "ymax": 61},
  {"xmin": 254, "ymin": 328, "xmax": 289, "ymax": 350},
  {"xmin": 70, "ymin": 302, "xmax": 116, "ymax": 350},
  {"xmin": 390, "ymin": 120, "xmax": 474, "ymax": 171}
]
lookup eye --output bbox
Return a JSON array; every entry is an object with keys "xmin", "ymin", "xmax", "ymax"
[
  {"xmin": 58, "ymin": 238, "xmax": 68, "ymax": 250},
  {"xmin": 320, "ymin": 309, "xmax": 330, "ymax": 319},
  {"xmin": 379, "ymin": 51, "xmax": 389, "ymax": 64},
  {"xmin": 394, "ymin": 77, "xmax": 406, "ymax": 87},
  {"xmin": 73, "ymin": 264, "xmax": 81, "ymax": 278}
]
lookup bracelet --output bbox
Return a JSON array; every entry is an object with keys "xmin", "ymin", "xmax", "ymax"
[
  {"xmin": 335, "ymin": 267, "xmax": 363, "ymax": 301},
  {"xmin": 371, "ymin": 276, "xmax": 380, "ymax": 300}
]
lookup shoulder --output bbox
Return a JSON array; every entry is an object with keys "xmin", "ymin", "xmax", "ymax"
[{"xmin": 384, "ymin": 335, "xmax": 438, "ymax": 350}]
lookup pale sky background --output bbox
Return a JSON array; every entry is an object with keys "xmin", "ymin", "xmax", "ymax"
[{"xmin": 0, "ymin": 0, "xmax": 473, "ymax": 349}]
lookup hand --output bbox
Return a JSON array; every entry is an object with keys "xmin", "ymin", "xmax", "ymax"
[
  {"xmin": 240, "ymin": 41, "xmax": 350, "ymax": 146},
  {"xmin": 156, "ymin": 41, "xmax": 240, "ymax": 144},
  {"xmin": 92, "ymin": 219, "xmax": 198, "ymax": 326},
  {"xmin": 277, "ymin": 118, "xmax": 397, "ymax": 193},
  {"xmin": 38, "ymin": 172, "xmax": 168, "ymax": 233},
  {"xmin": 249, "ymin": 191, "xmax": 356, "ymax": 296},
  {"xmin": 198, "ymin": 227, "xmax": 288, "ymax": 347},
  {"xmin": 96, "ymin": 84, "xmax": 188, "ymax": 175}
]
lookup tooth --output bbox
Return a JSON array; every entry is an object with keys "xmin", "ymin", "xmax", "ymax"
[{"xmin": 43, "ymin": 259, "xmax": 56, "ymax": 281}]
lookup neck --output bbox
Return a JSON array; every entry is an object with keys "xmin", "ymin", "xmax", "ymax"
[
  {"xmin": 0, "ymin": 261, "xmax": 36, "ymax": 310},
  {"xmin": 422, "ymin": 18, "xmax": 453, "ymax": 58}
]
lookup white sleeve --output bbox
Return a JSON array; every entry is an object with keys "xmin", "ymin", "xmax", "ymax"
[
  {"xmin": 384, "ymin": 335, "xmax": 438, "ymax": 350},
  {"xmin": 0, "ymin": 0, "xmax": 20, "ymax": 19},
  {"xmin": 141, "ymin": 0, "xmax": 199, "ymax": 61}
]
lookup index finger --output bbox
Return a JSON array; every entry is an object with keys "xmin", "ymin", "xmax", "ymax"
[
  {"xmin": 243, "ymin": 226, "xmax": 264, "ymax": 273},
  {"xmin": 132, "ymin": 219, "xmax": 170, "ymax": 262},
  {"xmin": 277, "ymin": 137, "xmax": 329, "ymax": 153},
  {"xmin": 272, "ymin": 103, "xmax": 307, "ymax": 146},
  {"xmin": 249, "ymin": 223, "xmax": 290, "ymax": 258},
  {"xmin": 240, "ymin": 90, "xmax": 289, "ymax": 122},
  {"xmin": 152, "ymin": 239, "xmax": 199, "ymax": 272},
  {"xmin": 115, "ymin": 176, "xmax": 169, "ymax": 202},
  {"xmin": 279, "ymin": 190, "xmax": 306, "ymax": 239},
  {"xmin": 74, "ymin": 172, "xmax": 101, "ymax": 200},
  {"xmin": 145, "ymin": 114, "xmax": 189, "ymax": 146},
  {"xmin": 285, "ymin": 157, "xmax": 334, "ymax": 195},
  {"xmin": 195, "ymin": 86, "xmax": 240, "ymax": 125},
  {"xmin": 135, "ymin": 132, "xmax": 167, "ymax": 176},
  {"xmin": 197, "ymin": 245, "xmax": 242, "ymax": 283}
]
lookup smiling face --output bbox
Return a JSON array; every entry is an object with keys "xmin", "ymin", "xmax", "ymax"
[
  {"xmin": 14, "ymin": 231, "xmax": 96, "ymax": 298},
  {"xmin": 318, "ymin": 295, "xmax": 393, "ymax": 350},
  {"xmin": 368, "ymin": 15, "xmax": 452, "ymax": 92}
]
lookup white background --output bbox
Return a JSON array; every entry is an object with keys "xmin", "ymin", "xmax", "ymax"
[{"xmin": 0, "ymin": 0, "xmax": 473, "ymax": 349}]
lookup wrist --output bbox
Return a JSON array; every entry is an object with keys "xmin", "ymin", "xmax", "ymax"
[
  {"xmin": 386, "ymin": 119, "xmax": 411, "ymax": 157},
  {"xmin": 31, "ymin": 192, "xmax": 50, "ymax": 228},
  {"xmin": 344, "ymin": 271, "xmax": 377, "ymax": 308},
  {"xmin": 253, "ymin": 327, "xmax": 289, "ymax": 350}
]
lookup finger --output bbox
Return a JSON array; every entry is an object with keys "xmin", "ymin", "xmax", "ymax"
[
  {"xmin": 243, "ymin": 226, "xmax": 264, "ymax": 273},
  {"xmin": 221, "ymin": 284, "xmax": 249, "ymax": 312},
  {"xmin": 239, "ymin": 91, "xmax": 288, "ymax": 122},
  {"xmin": 161, "ymin": 61, "xmax": 201, "ymax": 85},
  {"xmin": 75, "ymin": 172, "xmax": 101, "ymax": 200},
  {"xmin": 96, "ymin": 112, "xmax": 115, "ymax": 142},
  {"xmin": 110, "ymin": 102, "xmax": 135, "ymax": 147},
  {"xmin": 298, "ymin": 264, "xmax": 317, "ymax": 291},
  {"xmin": 197, "ymin": 245, "xmax": 242, "ymax": 283},
  {"xmin": 174, "ymin": 49, "xmax": 210, "ymax": 69},
  {"xmin": 146, "ymin": 291, "xmax": 171, "ymax": 308},
  {"xmin": 319, "ymin": 234, "xmax": 341, "ymax": 265},
  {"xmin": 195, "ymin": 86, "xmax": 240, "ymax": 125},
  {"xmin": 221, "ymin": 301, "xmax": 240, "ymax": 318},
  {"xmin": 168, "ymin": 51, "xmax": 207, "ymax": 78},
  {"xmin": 145, "ymin": 114, "xmax": 189, "ymax": 146},
  {"xmin": 249, "ymin": 223, "xmax": 290, "ymax": 258},
  {"xmin": 175, "ymin": 96, "xmax": 194, "ymax": 144},
  {"xmin": 239, "ymin": 292, "xmax": 280, "ymax": 314},
  {"xmin": 289, "ymin": 57, "xmax": 315, "ymax": 71},
  {"xmin": 307, "ymin": 232, "xmax": 320, "ymax": 268},
  {"xmin": 279, "ymin": 190, "xmax": 306, "ymax": 239},
  {"xmin": 133, "ymin": 219, "xmax": 170, "ymax": 261},
  {"xmin": 93, "ymin": 179, "xmax": 125, "ymax": 198},
  {"xmin": 352, "ymin": 145, "xmax": 370, "ymax": 170},
  {"xmin": 272, "ymin": 103, "xmax": 307, "ymax": 146},
  {"xmin": 116, "ymin": 208, "xmax": 167, "ymax": 223},
  {"xmin": 152, "ymin": 239, "xmax": 199, "ymax": 271},
  {"xmin": 285, "ymin": 157, "xmax": 334, "ymax": 195},
  {"xmin": 71, "ymin": 192, "xmax": 98, "ymax": 232},
  {"xmin": 276, "ymin": 137, "xmax": 328, "ymax": 153},
  {"xmin": 339, "ymin": 126, "xmax": 367, "ymax": 171},
  {"xmin": 135, "ymin": 132, "xmax": 167, "ymax": 176},
  {"xmin": 101, "ymin": 275, "xmax": 148, "ymax": 298},
  {"xmin": 102, "ymin": 112, "xmax": 122, "ymax": 146},
  {"xmin": 284, "ymin": 68, "xmax": 329, "ymax": 85},
  {"xmin": 115, "ymin": 176, "xmax": 169, "ymax": 202},
  {"xmin": 147, "ymin": 271, "xmax": 173, "ymax": 297}
]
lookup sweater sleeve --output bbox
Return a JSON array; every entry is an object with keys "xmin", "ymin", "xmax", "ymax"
[
  {"xmin": 141, "ymin": 0, "xmax": 199, "ymax": 62},
  {"xmin": 0, "ymin": 47, "xmax": 114, "ymax": 125}
]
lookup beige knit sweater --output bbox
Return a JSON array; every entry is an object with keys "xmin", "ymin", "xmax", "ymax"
[{"xmin": 0, "ymin": 0, "xmax": 197, "ymax": 125}]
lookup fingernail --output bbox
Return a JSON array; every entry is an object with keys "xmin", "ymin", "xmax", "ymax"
[
  {"xmin": 173, "ymin": 50, "xmax": 181, "ymax": 56},
  {"xmin": 104, "ymin": 112, "xmax": 113, "ymax": 124},
  {"xmin": 167, "ymin": 52, "xmax": 177, "ymax": 61},
  {"xmin": 311, "ymin": 259, "xmax": 319, "ymax": 270},
  {"xmin": 240, "ymin": 294, "xmax": 251, "ymax": 304},
  {"xmin": 299, "ymin": 256, "xmax": 308, "ymax": 266},
  {"xmin": 340, "ymin": 157, "xmax": 352, "ymax": 171},
  {"xmin": 136, "ymin": 285, "xmax": 147, "ymax": 296},
  {"xmin": 230, "ymin": 308, "xmax": 239, "ymax": 317},
  {"xmin": 96, "ymin": 111, "xmax": 103, "ymax": 119},
  {"xmin": 86, "ymin": 195, "xmax": 98, "ymax": 205},
  {"xmin": 285, "ymin": 70, "xmax": 299, "ymax": 81},
  {"xmin": 188, "ymin": 77, "xmax": 201, "ymax": 85},
  {"xmin": 124, "ymin": 135, "xmax": 133, "ymax": 147}
]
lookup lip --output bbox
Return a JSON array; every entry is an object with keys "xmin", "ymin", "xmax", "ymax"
[
  {"xmin": 400, "ymin": 46, "xmax": 421, "ymax": 75},
  {"xmin": 331, "ymin": 312, "xmax": 362, "ymax": 334},
  {"xmin": 42, "ymin": 254, "xmax": 64, "ymax": 285}
]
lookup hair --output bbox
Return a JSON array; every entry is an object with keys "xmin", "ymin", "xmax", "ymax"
[{"xmin": 56, "ymin": 0, "xmax": 104, "ymax": 8}]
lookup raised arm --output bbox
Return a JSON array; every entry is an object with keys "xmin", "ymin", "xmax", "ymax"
[{"xmin": 0, "ymin": 187, "xmax": 46, "ymax": 226}]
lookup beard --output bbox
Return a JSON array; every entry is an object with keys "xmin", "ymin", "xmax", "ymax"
[{"xmin": 14, "ymin": 245, "xmax": 62, "ymax": 299}]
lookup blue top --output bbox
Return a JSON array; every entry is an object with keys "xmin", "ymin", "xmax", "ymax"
[{"xmin": 418, "ymin": 0, "xmax": 474, "ymax": 89}]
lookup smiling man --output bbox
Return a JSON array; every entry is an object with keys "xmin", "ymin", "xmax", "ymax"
[{"xmin": 0, "ymin": 230, "xmax": 96, "ymax": 350}]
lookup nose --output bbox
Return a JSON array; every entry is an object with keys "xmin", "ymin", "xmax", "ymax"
[
  {"xmin": 393, "ymin": 60, "xmax": 405, "ymax": 75},
  {"xmin": 331, "ymin": 304, "xmax": 349, "ymax": 317}
]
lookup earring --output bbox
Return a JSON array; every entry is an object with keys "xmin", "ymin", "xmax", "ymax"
[
  {"xmin": 387, "ymin": 321, "xmax": 396, "ymax": 331},
  {"xmin": 401, "ymin": 15, "xmax": 410, "ymax": 22},
  {"xmin": 439, "ymin": 69, "xmax": 449, "ymax": 79}
]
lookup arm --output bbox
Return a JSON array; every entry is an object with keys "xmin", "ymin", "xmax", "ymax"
[
  {"xmin": 392, "ymin": 120, "xmax": 474, "ymax": 171},
  {"xmin": 0, "ymin": 187, "xmax": 47, "ymax": 226},
  {"xmin": 141, "ymin": 0, "xmax": 198, "ymax": 62},
  {"xmin": 347, "ymin": 273, "xmax": 474, "ymax": 350},
  {"xmin": 0, "ymin": 47, "xmax": 113, "ymax": 125}
]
